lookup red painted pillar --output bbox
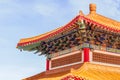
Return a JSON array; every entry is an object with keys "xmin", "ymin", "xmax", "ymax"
[
  {"xmin": 46, "ymin": 59, "xmax": 50, "ymax": 71},
  {"xmin": 83, "ymin": 48, "xmax": 90, "ymax": 62}
]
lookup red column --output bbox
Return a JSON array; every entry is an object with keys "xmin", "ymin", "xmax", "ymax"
[
  {"xmin": 46, "ymin": 59, "xmax": 50, "ymax": 71},
  {"xmin": 83, "ymin": 48, "xmax": 90, "ymax": 62}
]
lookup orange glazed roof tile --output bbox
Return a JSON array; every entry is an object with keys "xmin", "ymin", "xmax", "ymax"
[
  {"xmin": 17, "ymin": 3, "xmax": 120, "ymax": 48},
  {"xmin": 86, "ymin": 10, "xmax": 120, "ymax": 31},
  {"xmin": 87, "ymin": 13, "xmax": 120, "ymax": 30},
  {"xmin": 81, "ymin": 3, "xmax": 120, "ymax": 32},
  {"xmin": 22, "ymin": 63, "xmax": 120, "ymax": 80}
]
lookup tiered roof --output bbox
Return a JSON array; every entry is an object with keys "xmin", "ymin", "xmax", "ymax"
[{"xmin": 18, "ymin": 3, "xmax": 120, "ymax": 80}]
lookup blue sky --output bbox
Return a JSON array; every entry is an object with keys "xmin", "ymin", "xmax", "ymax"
[{"xmin": 0, "ymin": 0, "xmax": 120, "ymax": 80}]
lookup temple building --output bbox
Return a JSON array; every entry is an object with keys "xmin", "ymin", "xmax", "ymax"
[{"xmin": 17, "ymin": 3, "xmax": 120, "ymax": 80}]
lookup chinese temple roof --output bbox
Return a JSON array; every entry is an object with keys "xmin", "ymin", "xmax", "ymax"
[
  {"xmin": 22, "ymin": 62, "xmax": 120, "ymax": 80},
  {"xmin": 17, "ymin": 15, "xmax": 79, "ymax": 48},
  {"xmin": 17, "ymin": 3, "xmax": 120, "ymax": 49}
]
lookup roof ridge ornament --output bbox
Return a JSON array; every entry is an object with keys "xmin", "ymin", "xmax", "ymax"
[
  {"xmin": 89, "ymin": 3, "xmax": 96, "ymax": 14},
  {"xmin": 79, "ymin": 10, "xmax": 84, "ymax": 16}
]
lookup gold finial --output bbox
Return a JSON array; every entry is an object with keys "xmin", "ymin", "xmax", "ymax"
[
  {"xmin": 79, "ymin": 10, "xmax": 84, "ymax": 16},
  {"xmin": 89, "ymin": 3, "xmax": 96, "ymax": 14}
]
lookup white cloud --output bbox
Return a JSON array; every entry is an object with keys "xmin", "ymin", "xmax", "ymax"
[
  {"xmin": 0, "ymin": 0, "xmax": 12, "ymax": 3},
  {"xmin": 34, "ymin": 3, "xmax": 58, "ymax": 16},
  {"xmin": 0, "ymin": 1, "xmax": 120, "ymax": 80},
  {"xmin": 0, "ymin": 0, "xmax": 19, "ymax": 19}
]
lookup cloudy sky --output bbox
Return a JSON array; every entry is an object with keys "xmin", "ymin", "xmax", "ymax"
[{"xmin": 0, "ymin": 0, "xmax": 120, "ymax": 80}]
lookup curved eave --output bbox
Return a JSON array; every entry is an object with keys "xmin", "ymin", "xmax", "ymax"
[
  {"xmin": 17, "ymin": 15, "xmax": 80, "ymax": 48},
  {"xmin": 17, "ymin": 42, "xmax": 40, "ymax": 51},
  {"xmin": 17, "ymin": 13, "xmax": 120, "ymax": 49}
]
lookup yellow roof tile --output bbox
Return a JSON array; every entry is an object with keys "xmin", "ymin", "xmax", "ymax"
[
  {"xmin": 86, "ymin": 13, "xmax": 120, "ymax": 31},
  {"xmin": 85, "ymin": 3, "xmax": 120, "ymax": 31},
  {"xmin": 23, "ymin": 62, "xmax": 120, "ymax": 80}
]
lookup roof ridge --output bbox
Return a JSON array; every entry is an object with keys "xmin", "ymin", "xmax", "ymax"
[
  {"xmin": 85, "ymin": 12, "xmax": 120, "ymax": 31},
  {"xmin": 88, "ymin": 12, "xmax": 120, "ymax": 23}
]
